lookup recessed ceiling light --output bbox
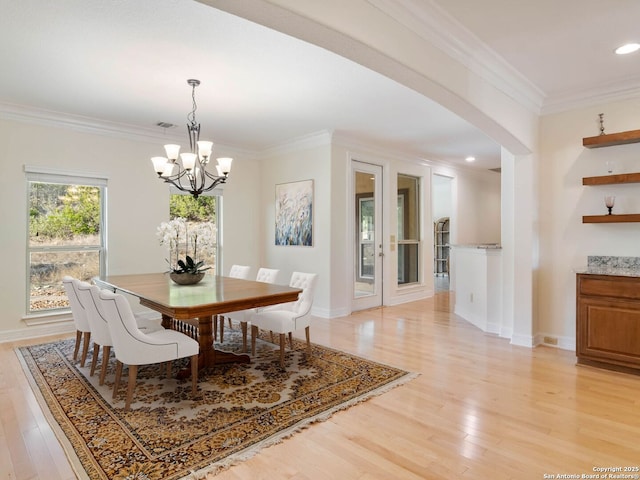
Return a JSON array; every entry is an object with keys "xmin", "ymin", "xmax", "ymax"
[
  {"xmin": 465, "ymin": 156, "xmax": 476, "ymax": 162},
  {"xmin": 615, "ymin": 43, "xmax": 640, "ymax": 55}
]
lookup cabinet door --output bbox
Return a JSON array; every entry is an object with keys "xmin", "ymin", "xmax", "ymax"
[{"xmin": 577, "ymin": 296, "xmax": 640, "ymax": 368}]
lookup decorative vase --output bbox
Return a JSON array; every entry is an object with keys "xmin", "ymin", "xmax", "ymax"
[{"xmin": 169, "ymin": 272, "xmax": 205, "ymax": 285}]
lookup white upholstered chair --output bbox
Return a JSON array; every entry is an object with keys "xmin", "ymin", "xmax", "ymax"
[
  {"xmin": 249, "ymin": 272, "xmax": 318, "ymax": 368},
  {"xmin": 62, "ymin": 276, "xmax": 92, "ymax": 367},
  {"xmin": 76, "ymin": 281, "xmax": 164, "ymax": 385},
  {"xmin": 75, "ymin": 281, "xmax": 112, "ymax": 383},
  {"xmin": 225, "ymin": 268, "xmax": 280, "ymax": 352},
  {"xmin": 98, "ymin": 289, "xmax": 200, "ymax": 411},
  {"xmin": 217, "ymin": 264, "xmax": 251, "ymax": 342}
]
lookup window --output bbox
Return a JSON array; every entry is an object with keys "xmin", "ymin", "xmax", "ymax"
[
  {"xmin": 397, "ymin": 174, "xmax": 420, "ymax": 285},
  {"xmin": 26, "ymin": 167, "xmax": 106, "ymax": 313},
  {"xmin": 169, "ymin": 193, "xmax": 220, "ymax": 274}
]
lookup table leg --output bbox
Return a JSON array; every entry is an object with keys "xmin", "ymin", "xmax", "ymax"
[
  {"xmin": 197, "ymin": 315, "xmax": 250, "ymax": 369},
  {"xmin": 169, "ymin": 314, "xmax": 250, "ymax": 376}
]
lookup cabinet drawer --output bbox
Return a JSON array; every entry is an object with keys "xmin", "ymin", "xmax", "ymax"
[{"xmin": 578, "ymin": 274, "xmax": 640, "ymax": 300}]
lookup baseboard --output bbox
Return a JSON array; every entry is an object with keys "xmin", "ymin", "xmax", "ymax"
[
  {"xmin": 0, "ymin": 321, "xmax": 75, "ymax": 344},
  {"xmin": 510, "ymin": 333, "xmax": 535, "ymax": 348},
  {"xmin": 534, "ymin": 332, "xmax": 575, "ymax": 351}
]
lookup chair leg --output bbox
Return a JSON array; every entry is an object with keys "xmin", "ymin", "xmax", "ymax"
[
  {"xmin": 241, "ymin": 322, "xmax": 248, "ymax": 352},
  {"xmin": 113, "ymin": 361, "xmax": 123, "ymax": 399},
  {"xmin": 190, "ymin": 354, "xmax": 198, "ymax": 396},
  {"xmin": 99, "ymin": 346, "xmax": 110, "ymax": 386},
  {"xmin": 228, "ymin": 317, "xmax": 233, "ymax": 329},
  {"xmin": 90, "ymin": 343, "xmax": 100, "ymax": 376},
  {"xmin": 305, "ymin": 326, "xmax": 311, "ymax": 358},
  {"xmin": 288, "ymin": 332, "xmax": 294, "ymax": 349},
  {"xmin": 251, "ymin": 325, "xmax": 258, "ymax": 356},
  {"xmin": 80, "ymin": 332, "xmax": 91, "ymax": 367},
  {"xmin": 125, "ymin": 364, "xmax": 138, "ymax": 411},
  {"xmin": 165, "ymin": 361, "xmax": 172, "ymax": 378},
  {"xmin": 73, "ymin": 330, "xmax": 82, "ymax": 360},
  {"xmin": 279, "ymin": 333, "xmax": 286, "ymax": 368},
  {"xmin": 213, "ymin": 315, "xmax": 218, "ymax": 341},
  {"xmin": 219, "ymin": 316, "xmax": 225, "ymax": 343}
]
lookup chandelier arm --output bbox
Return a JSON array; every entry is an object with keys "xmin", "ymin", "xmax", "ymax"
[
  {"xmin": 202, "ymin": 173, "xmax": 228, "ymax": 193},
  {"xmin": 161, "ymin": 168, "xmax": 194, "ymax": 193}
]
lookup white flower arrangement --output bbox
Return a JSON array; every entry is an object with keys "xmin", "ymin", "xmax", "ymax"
[{"xmin": 156, "ymin": 218, "xmax": 216, "ymax": 274}]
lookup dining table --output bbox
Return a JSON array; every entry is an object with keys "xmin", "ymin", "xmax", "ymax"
[{"xmin": 94, "ymin": 272, "xmax": 302, "ymax": 370}]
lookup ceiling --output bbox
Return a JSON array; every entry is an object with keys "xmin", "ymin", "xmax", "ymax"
[{"xmin": 0, "ymin": 0, "xmax": 638, "ymax": 171}]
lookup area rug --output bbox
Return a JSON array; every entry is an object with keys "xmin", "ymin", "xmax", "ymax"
[{"xmin": 16, "ymin": 329, "xmax": 415, "ymax": 480}]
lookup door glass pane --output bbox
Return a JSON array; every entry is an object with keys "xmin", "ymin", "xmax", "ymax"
[
  {"xmin": 355, "ymin": 171, "xmax": 375, "ymax": 297},
  {"xmin": 397, "ymin": 174, "xmax": 420, "ymax": 285}
]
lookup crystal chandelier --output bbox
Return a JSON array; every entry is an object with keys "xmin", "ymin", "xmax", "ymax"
[{"xmin": 151, "ymin": 79, "xmax": 232, "ymax": 198}]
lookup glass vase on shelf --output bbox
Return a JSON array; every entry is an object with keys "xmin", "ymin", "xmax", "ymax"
[
  {"xmin": 605, "ymin": 161, "xmax": 615, "ymax": 174},
  {"xmin": 605, "ymin": 195, "xmax": 615, "ymax": 215}
]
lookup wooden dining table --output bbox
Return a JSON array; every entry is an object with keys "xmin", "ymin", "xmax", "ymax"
[{"xmin": 94, "ymin": 273, "xmax": 301, "ymax": 369}]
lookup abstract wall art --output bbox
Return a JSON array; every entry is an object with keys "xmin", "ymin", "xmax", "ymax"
[{"xmin": 275, "ymin": 179, "xmax": 313, "ymax": 246}]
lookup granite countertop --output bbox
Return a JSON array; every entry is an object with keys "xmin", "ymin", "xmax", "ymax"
[
  {"xmin": 575, "ymin": 266, "xmax": 640, "ymax": 277},
  {"xmin": 575, "ymin": 256, "xmax": 640, "ymax": 277},
  {"xmin": 450, "ymin": 243, "xmax": 501, "ymax": 249}
]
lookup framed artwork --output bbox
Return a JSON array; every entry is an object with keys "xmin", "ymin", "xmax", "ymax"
[{"xmin": 275, "ymin": 179, "xmax": 313, "ymax": 246}]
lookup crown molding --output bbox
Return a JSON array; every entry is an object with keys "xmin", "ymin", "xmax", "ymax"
[
  {"xmin": 367, "ymin": 0, "xmax": 546, "ymax": 114},
  {"xmin": 260, "ymin": 130, "xmax": 333, "ymax": 157},
  {"xmin": 0, "ymin": 101, "xmax": 172, "ymax": 143},
  {"xmin": 541, "ymin": 80, "xmax": 640, "ymax": 116},
  {"xmin": 0, "ymin": 101, "xmax": 259, "ymax": 160}
]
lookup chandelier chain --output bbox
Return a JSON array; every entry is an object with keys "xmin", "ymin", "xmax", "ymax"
[{"xmin": 188, "ymin": 82, "xmax": 198, "ymax": 126}]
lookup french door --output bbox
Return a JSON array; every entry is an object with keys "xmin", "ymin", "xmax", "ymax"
[{"xmin": 352, "ymin": 161, "xmax": 383, "ymax": 311}]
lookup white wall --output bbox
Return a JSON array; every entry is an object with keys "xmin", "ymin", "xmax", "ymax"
[
  {"xmin": 454, "ymin": 170, "xmax": 502, "ymax": 245},
  {"xmin": 432, "ymin": 174, "xmax": 453, "ymax": 221},
  {"xmin": 259, "ymin": 139, "xmax": 333, "ymax": 317},
  {"xmin": 537, "ymin": 98, "xmax": 640, "ymax": 349}
]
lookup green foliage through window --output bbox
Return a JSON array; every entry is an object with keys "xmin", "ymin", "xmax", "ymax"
[
  {"xmin": 29, "ymin": 183, "xmax": 101, "ymax": 240},
  {"xmin": 169, "ymin": 195, "xmax": 216, "ymax": 222}
]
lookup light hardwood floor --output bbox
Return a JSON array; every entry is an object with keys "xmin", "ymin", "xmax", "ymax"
[{"xmin": 2, "ymin": 292, "xmax": 639, "ymax": 479}]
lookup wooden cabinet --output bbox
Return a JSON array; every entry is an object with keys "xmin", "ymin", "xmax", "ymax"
[
  {"xmin": 576, "ymin": 273, "xmax": 640, "ymax": 373},
  {"xmin": 582, "ymin": 130, "xmax": 640, "ymax": 223}
]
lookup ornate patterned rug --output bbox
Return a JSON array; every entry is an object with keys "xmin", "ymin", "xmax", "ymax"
[{"xmin": 17, "ymin": 329, "xmax": 415, "ymax": 479}]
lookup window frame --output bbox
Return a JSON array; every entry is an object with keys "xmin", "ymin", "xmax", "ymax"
[{"xmin": 25, "ymin": 165, "xmax": 107, "ymax": 315}]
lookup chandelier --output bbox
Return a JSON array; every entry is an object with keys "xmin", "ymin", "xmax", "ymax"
[{"xmin": 151, "ymin": 79, "xmax": 232, "ymax": 198}]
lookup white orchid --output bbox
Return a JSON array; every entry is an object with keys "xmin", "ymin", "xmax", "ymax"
[{"xmin": 157, "ymin": 218, "xmax": 215, "ymax": 274}]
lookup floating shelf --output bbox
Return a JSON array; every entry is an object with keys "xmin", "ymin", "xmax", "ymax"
[
  {"xmin": 583, "ymin": 173, "xmax": 640, "ymax": 185},
  {"xmin": 583, "ymin": 129, "xmax": 640, "ymax": 149},
  {"xmin": 583, "ymin": 214, "xmax": 640, "ymax": 224}
]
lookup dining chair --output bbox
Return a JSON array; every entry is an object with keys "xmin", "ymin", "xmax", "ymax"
[
  {"xmin": 217, "ymin": 264, "xmax": 251, "ymax": 342},
  {"xmin": 98, "ymin": 289, "xmax": 200, "ymax": 411},
  {"xmin": 76, "ymin": 281, "xmax": 164, "ymax": 385},
  {"xmin": 75, "ymin": 281, "xmax": 112, "ymax": 383},
  {"xmin": 249, "ymin": 271, "xmax": 318, "ymax": 368},
  {"xmin": 62, "ymin": 276, "xmax": 92, "ymax": 367},
  {"xmin": 225, "ymin": 268, "xmax": 280, "ymax": 352}
]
